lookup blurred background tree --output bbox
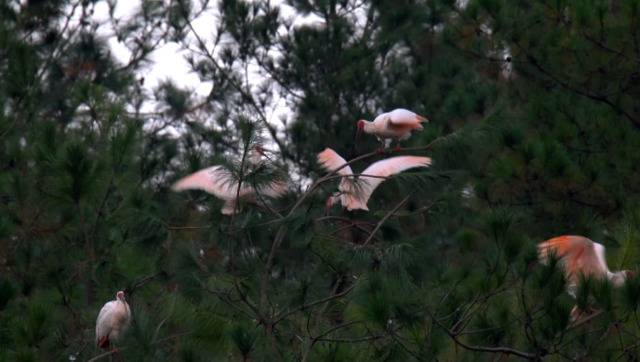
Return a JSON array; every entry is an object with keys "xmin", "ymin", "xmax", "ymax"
[{"xmin": 1, "ymin": 0, "xmax": 640, "ymax": 360}]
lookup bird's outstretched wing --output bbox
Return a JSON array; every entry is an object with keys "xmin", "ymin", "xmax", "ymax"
[
  {"xmin": 537, "ymin": 235, "xmax": 608, "ymax": 278},
  {"xmin": 172, "ymin": 166, "xmax": 251, "ymax": 201},
  {"xmin": 256, "ymin": 179, "xmax": 289, "ymax": 198},
  {"xmin": 317, "ymin": 148, "xmax": 354, "ymax": 177},
  {"xmin": 356, "ymin": 156, "xmax": 431, "ymax": 206},
  {"xmin": 173, "ymin": 165, "xmax": 288, "ymax": 215}
]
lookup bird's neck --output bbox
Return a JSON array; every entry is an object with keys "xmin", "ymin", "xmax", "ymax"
[
  {"xmin": 361, "ymin": 120, "xmax": 374, "ymax": 133},
  {"xmin": 248, "ymin": 151, "xmax": 263, "ymax": 166}
]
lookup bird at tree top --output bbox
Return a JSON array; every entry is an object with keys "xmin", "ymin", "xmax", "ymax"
[{"xmin": 357, "ymin": 108, "xmax": 428, "ymax": 150}]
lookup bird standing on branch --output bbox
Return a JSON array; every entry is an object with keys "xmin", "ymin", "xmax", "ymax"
[
  {"xmin": 317, "ymin": 148, "xmax": 431, "ymax": 211},
  {"xmin": 172, "ymin": 147, "xmax": 288, "ymax": 215},
  {"xmin": 357, "ymin": 108, "xmax": 428, "ymax": 150},
  {"xmin": 95, "ymin": 291, "xmax": 132, "ymax": 350}
]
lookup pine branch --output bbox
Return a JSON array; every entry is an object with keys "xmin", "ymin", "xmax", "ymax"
[
  {"xmin": 202, "ymin": 284, "xmax": 256, "ymax": 320},
  {"xmin": 359, "ymin": 194, "xmax": 411, "ymax": 248},
  {"xmin": 233, "ymin": 278, "xmax": 262, "ymax": 320},
  {"xmin": 272, "ymin": 284, "xmax": 357, "ymax": 325},
  {"xmin": 33, "ymin": 2, "xmax": 82, "ymax": 85},
  {"xmin": 259, "ymin": 226, "xmax": 286, "ymax": 318},
  {"xmin": 389, "ymin": 327, "xmax": 424, "ymax": 361},
  {"xmin": 428, "ymin": 308, "xmax": 540, "ymax": 360},
  {"xmin": 129, "ymin": 272, "xmax": 165, "ymax": 293},
  {"xmin": 312, "ymin": 321, "xmax": 363, "ymax": 341},
  {"xmin": 515, "ymin": 42, "xmax": 640, "ymax": 129},
  {"xmin": 86, "ymin": 331, "xmax": 192, "ymax": 361},
  {"xmin": 166, "ymin": 225, "xmax": 213, "ymax": 230},
  {"xmin": 315, "ymin": 334, "xmax": 386, "ymax": 343},
  {"xmin": 229, "ymin": 143, "xmax": 251, "ymax": 225},
  {"xmin": 178, "ymin": 2, "xmax": 292, "ymax": 162}
]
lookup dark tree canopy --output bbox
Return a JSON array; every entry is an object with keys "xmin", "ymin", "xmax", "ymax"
[{"xmin": 1, "ymin": 0, "xmax": 640, "ymax": 360}]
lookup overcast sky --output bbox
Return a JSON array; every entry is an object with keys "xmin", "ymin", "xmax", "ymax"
[{"xmin": 91, "ymin": 0, "xmax": 323, "ymax": 121}]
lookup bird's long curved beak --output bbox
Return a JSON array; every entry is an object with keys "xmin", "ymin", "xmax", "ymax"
[{"xmin": 353, "ymin": 126, "xmax": 362, "ymax": 154}]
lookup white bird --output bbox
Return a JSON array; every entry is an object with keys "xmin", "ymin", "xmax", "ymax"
[
  {"xmin": 317, "ymin": 148, "xmax": 431, "ymax": 211},
  {"xmin": 538, "ymin": 235, "xmax": 635, "ymax": 320},
  {"xmin": 95, "ymin": 291, "xmax": 132, "ymax": 350},
  {"xmin": 357, "ymin": 108, "xmax": 428, "ymax": 149},
  {"xmin": 172, "ymin": 148, "xmax": 287, "ymax": 215}
]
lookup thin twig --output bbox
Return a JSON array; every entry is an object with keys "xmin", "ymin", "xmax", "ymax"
[
  {"xmin": 360, "ymin": 194, "xmax": 410, "ymax": 247},
  {"xmin": 273, "ymin": 284, "xmax": 357, "ymax": 325},
  {"xmin": 428, "ymin": 309, "xmax": 539, "ymax": 360}
]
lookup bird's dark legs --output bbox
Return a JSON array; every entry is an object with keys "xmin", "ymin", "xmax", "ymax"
[
  {"xmin": 570, "ymin": 305, "xmax": 601, "ymax": 326},
  {"xmin": 375, "ymin": 138, "xmax": 386, "ymax": 154}
]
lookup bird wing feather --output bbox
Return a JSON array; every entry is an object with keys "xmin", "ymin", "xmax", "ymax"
[
  {"xmin": 95, "ymin": 301, "xmax": 117, "ymax": 343},
  {"xmin": 592, "ymin": 242, "xmax": 612, "ymax": 274},
  {"xmin": 387, "ymin": 109, "xmax": 426, "ymax": 128},
  {"xmin": 317, "ymin": 148, "xmax": 353, "ymax": 177},
  {"xmin": 172, "ymin": 166, "xmax": 247, "ymax": 201},
  {"xmin": 173, "ymin": 165, "xmax": 287, "ymax": 216},
  {"xmin": 356, "ymin": 156, "xmax": 432, "ymax": 206},
  {"xmin": 537, "ymin": 235, "xmax": 608, "ymax": 282},
  {"xmin": 256, "ymin": 179, "xmax": 289, "ymax": 198}
]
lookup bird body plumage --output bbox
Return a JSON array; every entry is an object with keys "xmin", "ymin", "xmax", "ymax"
[
  {"xmin": 95, "ymin": 291, "xmax": 131, "ymax": 349},
  {"xmin": 538, "ymin": 235, "xmax": 631, "ymax": 296},
  {"xmin": 358, "ymin": 108, "xmax": 428, "ymax": 148}
]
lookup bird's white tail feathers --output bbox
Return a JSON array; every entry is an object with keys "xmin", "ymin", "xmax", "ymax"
[{"xmin": 342, "ymin": 193, "xmax": 369, "ymax": 211}]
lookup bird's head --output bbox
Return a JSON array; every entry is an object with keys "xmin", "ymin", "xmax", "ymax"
[
  {"xmin": 254, "ymin": 145, "xmax": 265, "ymax": 156},
  {"xmin": 355, "ymin": 120, "xmax": 367, "ymax": 148},
  {"xmin": 249, "ymin": 145, "xmax": 269, "ymax": 165},
  {"xmin": 325, "ymin": 193, "xmax": 339, "ymax": 215},
  {"xmin": 116, "ymin": 291, "xmax": 126, "ymax": 301},
  {"xmin": 610, "ymin": 271, "xmax": 634, "ymax": 287}
]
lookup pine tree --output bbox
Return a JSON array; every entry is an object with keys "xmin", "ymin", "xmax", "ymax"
[{"xmin": 2, "ymin": 0, "xmax": 640, "ymax": 361}]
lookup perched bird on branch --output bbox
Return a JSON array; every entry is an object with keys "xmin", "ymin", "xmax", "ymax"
[
  {"xmin": 317, "ymin": 147, "xmax": 431, "ymax": 211},
  {"xmin": 95, "ymin": 291, "xmax": 131, "ymax": 350},
  {"xmin": 357, "ymin": 108, "xmax": 428, "ymax": 150}
]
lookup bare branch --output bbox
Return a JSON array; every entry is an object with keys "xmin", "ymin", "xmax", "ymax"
[
  {"xmin": 360, "ymin": 194, "xmax": 410, "ymax": 247},
  {"xmin": 273, "ymin": 284, "xmax": 357, "ymax": 325}
]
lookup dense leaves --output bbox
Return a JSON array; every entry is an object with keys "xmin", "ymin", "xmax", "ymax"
[{"xmin": 1, "ymin": 0, "xmax": 640, "ymax": 360}]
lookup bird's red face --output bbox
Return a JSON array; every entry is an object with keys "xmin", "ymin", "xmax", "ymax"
[
  {"xmin": 325, "ymin": 195, "xmax": 337, "ymax": 215},
  {"xmin": 356, "ymin": 120, "xmax": 366, "ymax": 140},
  {"xmin": 625, "ymin": 270, "xmax": 636, "ymax": 279},
  {"xmin": 116, "ymin": 291, "xmax": 125, "ymax": 301}
]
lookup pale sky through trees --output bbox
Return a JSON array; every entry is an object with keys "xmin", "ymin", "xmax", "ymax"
[{"xmin": 91, "ymin": 1, "xmax": 324, "ymax": 126}]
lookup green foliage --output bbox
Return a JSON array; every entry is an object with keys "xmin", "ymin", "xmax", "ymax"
[{"xmin": 2, "ymin": 0, "xmax": 640, "ymax": 360}]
